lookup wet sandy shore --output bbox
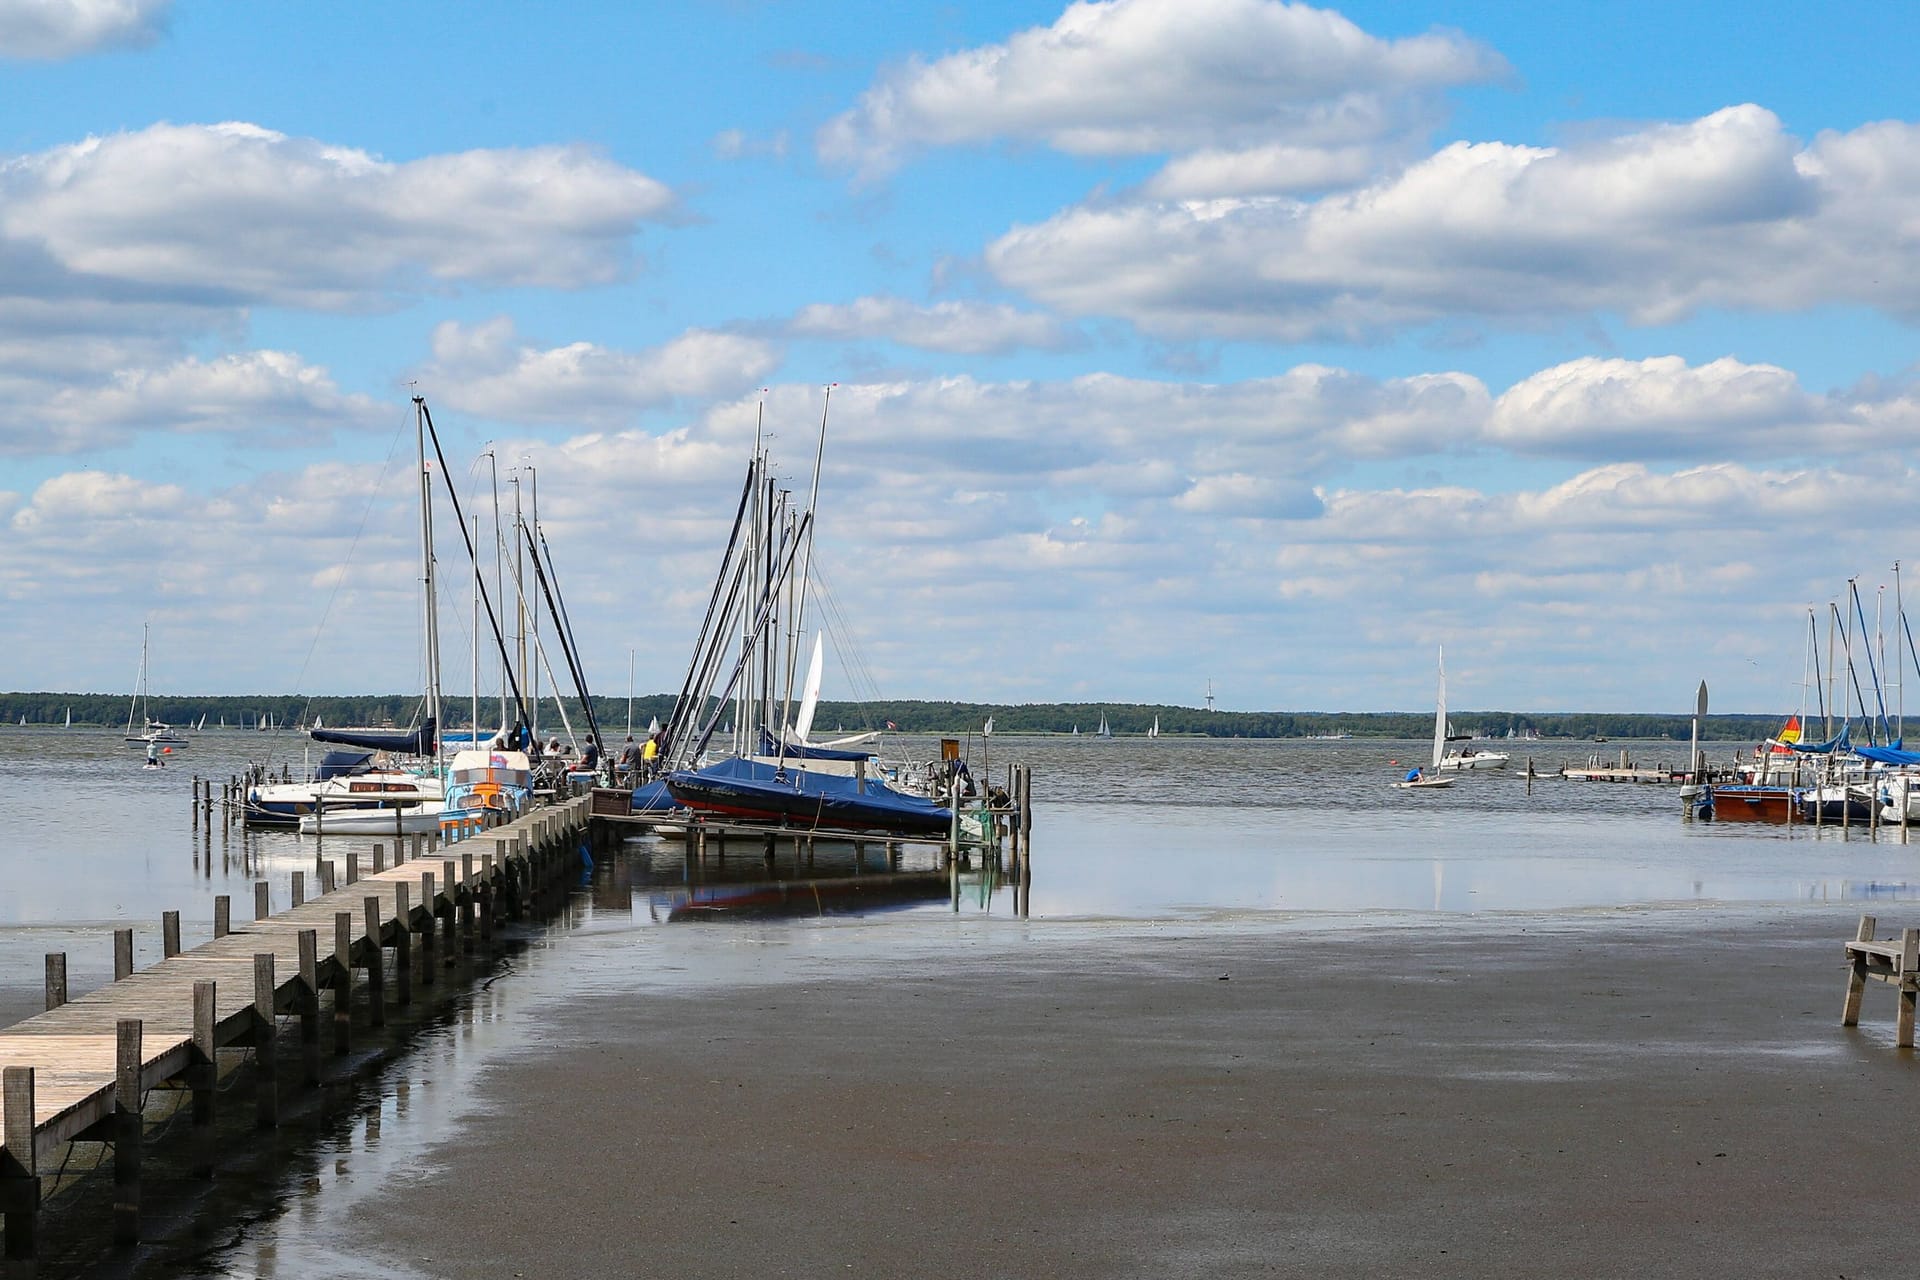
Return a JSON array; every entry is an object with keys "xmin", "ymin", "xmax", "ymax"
[{"xmin": 311, "ymin": 905, "xmax": 1914, "ymax": 1279}]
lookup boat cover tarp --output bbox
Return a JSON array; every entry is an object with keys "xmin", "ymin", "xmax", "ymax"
[
  {"xmin": 629, "ymin": 780, "xmax": 682, "ymax": 813},
  {"xmin": 315, "ymin": 750, "xmax": 375, "ymax": 781},
  {"xmin": 756, "ymin": 730, "xmax": 873, "ymax": 762},
  {"xmin": 310, "ymin": 718, "xmax": 435, "ymax": 755},
  {"xmin": 665, "ymin": 756, "xmax": 951, "ymax": 835},
  {"xmin": 1856, "ymin": 745, "xmax": 1920, "ymax": 766}
]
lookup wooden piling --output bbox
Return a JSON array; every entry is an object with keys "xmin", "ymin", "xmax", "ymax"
[
  {"xmin": 254, "ymin": 880, "xmax": 270, "ymax": 922},
  {"xmin": 253, "ymin": 954, "xmax": 277, "ymax": 1128},
  {"xmin": 319, "ymin": 860, "xmax": 337, "ymax": 895},
  {"xmin": 459, "ymin": 853, "xmax": 476, "ymax": 953},
  {"xmin": 346, "ymin": 852, "xmax": 360, "ymax": 886},
  {"xmin": 43, "ymin": 953, "xmax": 65, "ymax": 1010},
  {"xmin": 190, "ymin": 980, "xmax": 216, "ymax": 1179},
  {"xmin": 162, "ymin": 910, "xmax": 180, "ymax": 959},
  {"xmin": 332, "ymin": 913, "xmax": 352, "ymax": 1055},
  {"xmin": 297, "ymin": 929, "xmax": 321, "ymax": 1087},
  {"xmin": 440, "ymin": 860, "xmax": 457, "ymax": 969},
  {"xmin": 213, "ymin": 895, "xmax": 230, "ymax": 939},
  {"xmin": 112, "ymin": 928, "xmax": 133, "ymax": 982},
  {"xmin": 363, "ymin": 897, "xmax": 385, "ymax": 1029},
  {"xmin": 419, "ymin": 871, "xmax": 437, "ymax": 987},
  {"xmin": 3, "ymin": 1066, "xmax": 40, "ymax": 1270},
  {"xmin": 394, "ymin": 882, "xmax": 413, "ymax": 1006},
  {"xmin": 113, "ymin": 1019, "xmax": 141, "ymax": 1245},
  {"xmin": 290, "ymin": 870, "xmax": 304, "ymax": 908}
]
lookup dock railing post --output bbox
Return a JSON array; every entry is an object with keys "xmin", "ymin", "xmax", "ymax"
[
  {"xmin": 394, "ymin": 883, "xmax": 413, "ymax": 1006},
  {"xmin": 419, "ymin": 871, "xmax": 437, "ymax": 987},
  {"xmin": 43, "ymin": 953, "xmax": 65, "ymax": 1011},
  {"xmin": 362, "ymin": 897, "xmax": 385, "ymax": 1029},
  {"xmin": 332, "ymin": 913, "xmax": 353, "ymax": 1055},
  {"xmin": 213, "ymin": 896, "xmax": 231, "ymax": 939},
  {"xmin": 291, "ymin": 870, "xmax": 304, "ymax": 909},
  {"xmin": 3, "ymin": 1066, "xmax": 40, "ymax": 1270},
  {"xmin": 253, "ymin": 955, "xmax": 278, "ymax": 1129},
  {"xmin": 373, "ymin": 843, "xmax": 385, "ymax": 874},
  {"xmin": 254, "ymin": 881, "xmax": 270, "ymax": 922},
  {"xmin": 346, "ymin": 852, "xmax": 359, "ymax": 886},
  {"xmin": 114, "ymin": 928, "xmax": 134, "ymax": 982},
  {"xmin": 440, "ymin": 860, "xmax": 458, "ymax": 968},
  {"xmin": 320, "ymin": 861, "xmax": 336, "ymax": 896},
  {"xmin": 113, "ymin": 1019, "xmax": 142, "ymax": 1244},
  {"xmin": 190, "ymin": 981, "xmax": 216, "ymax": 1179},
  {"xmin": 459, "ymin": 853, "xmax": 476, "ymax": 953},
  {"xmin": 162, "ymin": 910, "xmax": 180, "ymax": 959},
  {"xmin": 298, "ymin": 929, "xmax": 320, "ymax": 1087}
]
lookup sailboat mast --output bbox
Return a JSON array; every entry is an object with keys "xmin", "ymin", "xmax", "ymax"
[
  {"xmin": 526, "ymin": 461, "xmax": 540, "ymax": 741},
  {"xmin": 471, "ymin": 513, "xmax": 481, "ymax": 747},
  {"xmin": 1897, "ymin": 561, "xmax": 1906, "ymax": 742},
  {"xmin": 781, "ymin": 385, "xmax": 833, "ymax": 742},
  {"xmin": 485, "ymin": 448, "xmax": 508, "ymax": 734},
  {"xmin": 1432, "ymin": 646, "xmax": 1447, "ymax": 772},
  {"xmin": 415, "ymin": 397, "xmax": 443, "ymax": 760}
]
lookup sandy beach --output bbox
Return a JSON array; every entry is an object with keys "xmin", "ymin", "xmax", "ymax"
[{"xmin": 292, "ymin": 905, "xmax": 1914, "ymax": 1279}]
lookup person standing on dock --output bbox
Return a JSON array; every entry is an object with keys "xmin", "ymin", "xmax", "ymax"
[{"xmin": 617, "ymin": 735, "xmax": 640, "ymax": 785}]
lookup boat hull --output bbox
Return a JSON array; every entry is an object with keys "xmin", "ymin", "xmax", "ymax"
[
  {"xmin": 665, "ymin": 760, "xmax": 953, "ymax": 837},
  {"xmin": 1701, "ymin": 786, "xmax": 1798, "ymax": 823}
]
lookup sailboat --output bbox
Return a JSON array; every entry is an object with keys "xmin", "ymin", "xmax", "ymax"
[
  {"xmin": 1148, "ymin": 715, "xmax": 1159, "ymax": 739},
  {"xmin": 983, "ymin": 715, "xmax": 994, "ymax": 737},
  {"xmin": 124, "ymin": 624, "xmax": 189, "ymax": 749},
  {"xmin": 1393, "ymin": 647, "xmax": 1454, "ymax": 789},
  {"xmin": 1097, "ymin": 714, "xmax": 1112, "ymax": 738},
  {"xmin": 63, "ymin": 707, "xmax": 70, "ymax": 728}
]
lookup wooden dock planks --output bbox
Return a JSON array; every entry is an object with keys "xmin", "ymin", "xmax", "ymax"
[{"xmin": 0, "ymin": 797, "xmax": 587, "ymax": 1170}]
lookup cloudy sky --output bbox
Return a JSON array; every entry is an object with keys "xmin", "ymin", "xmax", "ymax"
[{"xmin": 2, "ymin": 0, "xmax": 1917, "ymax": 715}]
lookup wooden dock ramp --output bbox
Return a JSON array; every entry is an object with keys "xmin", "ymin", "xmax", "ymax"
[{"xmin": 0, "ymin": 797, "xmax": 591, "ymax": 1270}]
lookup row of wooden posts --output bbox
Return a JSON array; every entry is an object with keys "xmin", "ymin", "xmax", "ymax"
[{"xmin": 0, "ymin": 799, "xmax": 591, "ymax": 1271}]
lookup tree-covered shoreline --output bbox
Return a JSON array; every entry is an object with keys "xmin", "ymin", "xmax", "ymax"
[{"xmin": 0, "ymin": 691, "xmax": 1796, "ymax": 742}]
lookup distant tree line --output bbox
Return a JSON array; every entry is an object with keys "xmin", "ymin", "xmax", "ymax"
[{"xmin": 0, "ymin": 690, "xmax": 1800, "ymax": 742}]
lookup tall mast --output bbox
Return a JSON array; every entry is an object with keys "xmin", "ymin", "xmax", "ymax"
[
  {"xmin": 511, "ymin": 471, "xmax": 525, "ymax": 730},
  {"xmin": 414, "ymin": 396, "xmax": 442, "ymax": 761},
  {"xmin": 1897, "ymin": 561, "xmax": 1906, "ymax": 742},
  {"xmin": 527, "ymin": 459, "xmax": 541, "ymax": 740},
  {"xmin": 471, "ymin": 513, "xmax": 481, "ymax": 747},
  {"xmin": 484, "ymin": 447, "xmax": 507, "ymax": 733}
]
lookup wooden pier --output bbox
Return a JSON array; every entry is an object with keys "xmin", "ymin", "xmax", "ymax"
[{"xmin": 0, "ymin": 797, "xmax": 592, "ymax": 1272}]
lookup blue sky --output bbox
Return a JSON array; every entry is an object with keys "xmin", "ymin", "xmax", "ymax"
[{"xmin": 3, "ymin": 0, "xmax": 1920, "ymax": 716}]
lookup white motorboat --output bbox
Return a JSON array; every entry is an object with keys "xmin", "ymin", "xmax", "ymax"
[
  {"xmin": 299, "ymin": 800, "xmax": 445, "ymax": 836},
  {"xmin": 1437, "ymin": 746, "xmax": 1510, "ymax": 771}
]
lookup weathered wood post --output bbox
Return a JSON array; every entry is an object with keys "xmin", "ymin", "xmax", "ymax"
[
  {"xmin": 459, "ymin": 853, "xmax": 476, "ymax": 953},
  {"xmin": 478, "ymin": 854, "xmax": 495, "ymax": 947},
  {"xmin": 3, "ymin": 1066, "xmax": 40, "ymax": 1271},
  {"xmin": 162, "ymin": 910, "xmax": 181, "ymax": 959},
  {"xmin": 363, "ymin": 897, "xmax": 385, "ymax": 1029},
  {"xmin": 1901, "ymin": 928, "xmax": 1920, "ymax": 1049},
  {"xmin": 346, "ymin": 852, "xmax": 360, "ymax": 886},
  {"xmin": 332, "ymin": 913, "xmax": 353, "ymax": 1055},
  {"xmin": 253, "ymin": 955, "xmax": 277, "ymax": 1128},
  {"xmin": 113, "ymin": 928, "xmax": 134, "ymax": 982},
  {"xmin": 441, "ymin": 859, "xmax": 459, "ymax": 966},
  {"xmin": 190, "ymin": 981, "xmax": 216, "ymax": 1179},
  {"xmin": 113, "ymin": 1018, "xmax": 142, "ymax": 1244},
  {"xmin": 418, "ymin": 871, "xmax": 437, "ymax": 987},
  {"xmin": 393, "ymin": 882, "xmax": 413, "ymax": 1006},
  {"xmin": 290, "ymin": 870, "xmax": 305, "ymax": 909},
  {"xmin": 213, "ymin": 895, "xmax": 231, "ymax": 939},
  {"xmin": 298, "ymin": 929, "xmax": 321, "ymax": 1088},
  {"xmin": 254, "ymin": 880, "xmax": 270, "ymax": 922},
  {"xmin": 43, "ymin": 953, "xmax": 66, "ymax": 1010},
  {"xmin": 320, "ymin": 860, "xmax": 337, "ymax": 895}
]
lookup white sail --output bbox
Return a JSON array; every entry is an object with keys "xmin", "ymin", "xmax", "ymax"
[
  {"xmin": 1149, "ymin": 715, "xmax": 1159, "ymax": 738},
  {"xmin": 792, "ymin": 633, "xmax": 825, "ymax": 744},
  {"xmin": 64, "ymin": 707, "xmax": 70, "ymax": 728},
  {"xmin": 1431, "ymin": 646, "xmax": 1447, "ymax": 771},
  {"xmin": 983, "ymin": 715, "xmax": 994, "ymax": 737}
]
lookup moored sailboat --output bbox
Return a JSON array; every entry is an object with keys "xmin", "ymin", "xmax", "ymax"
[{"xmin": 1394, "ymin": 647, "xmax": 1454, "ymax": 789}]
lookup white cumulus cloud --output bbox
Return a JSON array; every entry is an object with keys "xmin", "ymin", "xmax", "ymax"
[
  {"xmin": 819, "ymin": 0, "xmax": 1503, "ymax": 175},
  {"xmin": 0, "ymin": 0, "xmax": 166, "ymax": 59},
  {"xmin": 789, "ymin": 296, "xmax": 1073, "ymax": 354},
  {"xmin": 988, "ymin": 105, "xmax": 1920, "ymax": 339}
]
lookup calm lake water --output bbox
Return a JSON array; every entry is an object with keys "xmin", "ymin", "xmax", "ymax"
[{"xmin": 1, "ymin": 724, "xmax": 1914, "ymax": 1276}]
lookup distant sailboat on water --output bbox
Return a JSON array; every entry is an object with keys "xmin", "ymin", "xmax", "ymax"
[
  {"xmin": 983, "ymin": 716, "xmax": 994, "ymax": 737},
  {"xmin": 64, "ymin": 707, "xmax": 70, "ymax": 728},
  {"xmin": 1097, "ymin": 714, "xmax": 1112, "ymax": 739},
  {"xmin": 1148, "ymin": 715, "xmax": 1159, "ymax": 739}
]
